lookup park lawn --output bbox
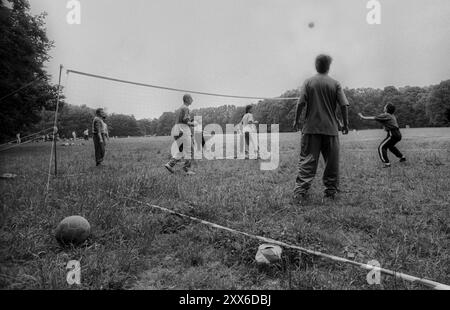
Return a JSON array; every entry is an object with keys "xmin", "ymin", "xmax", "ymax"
[{"xmin": 0, "ymin": 128, "xmax": 449, "ymax": 289}]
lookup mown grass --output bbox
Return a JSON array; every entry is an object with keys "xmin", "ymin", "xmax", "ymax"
[{"xmin": 0, "ymin": 128, "xmax": 449, "ymax": 289}]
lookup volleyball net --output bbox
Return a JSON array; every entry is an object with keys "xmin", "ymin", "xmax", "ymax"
[{"xmin": 64, "ymin": 69, "xmax": 299, "ymax": 136}]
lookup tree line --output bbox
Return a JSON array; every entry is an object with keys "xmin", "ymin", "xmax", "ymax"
[
  {"xmin": 113, "ymin": 82, "xmax": 450, "ymax": 137},
  {"xmin": 27, "ymin": 80, "xmax": 449, "ymax": 139}
]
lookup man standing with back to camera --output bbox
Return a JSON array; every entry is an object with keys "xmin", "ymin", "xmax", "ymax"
[{"xmin": 293, "ymin": 54, "xmax": 349, "ymax": 204}]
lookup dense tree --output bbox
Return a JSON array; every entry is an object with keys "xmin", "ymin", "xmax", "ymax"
[
  {"xmin": 0, "ymin": 0, "xmax": 59, "ymax": 142},
  {"xmin": 345, "ymin": 88, "xmax": 384, "ymax": 129},
  {"xmin": 137, "ymin": 118, "xmax": 158, "ymax": 136},
  {"xmin": 57, "ymin": 104, "xmax": 94, "ymax": 138},
  {"xmin": 192, "ymin": 105, "xmax": 238, "ymax": 130},
  {"xmin": 107, "ymin": 114, "xmax": 141, "ymax": 137},
  {"xmin": 426, "ymin": 80, "xmax": 450, "ymax": 126}
]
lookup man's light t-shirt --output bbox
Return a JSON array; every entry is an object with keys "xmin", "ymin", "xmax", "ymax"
[{"xmin": 241, "ymin": 113, "xmax": 257, "ymax": 133}]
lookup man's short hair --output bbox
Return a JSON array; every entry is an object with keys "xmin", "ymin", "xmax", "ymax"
[
  {"xmin": 245, "ymin": 105, "xmax": 253, "ymax": 113},
  {"xmin": 315, "ymin": 54, "xmax": 333, "ymax": 74},
  {"xmin": 95, "ymin": 108, "xmax": 104, "ymax": 116},
  {"xmin": 385, "ymin": 103, "xmax": 396, "ymax": 114},
  {"xmin": 183, "ymin": 94, "xmax": 192, "ymax": 104}
]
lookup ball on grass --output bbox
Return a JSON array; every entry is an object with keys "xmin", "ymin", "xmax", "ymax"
[{"xmin": 55, "ymin": 215, "xmax": 91, "ymax": 246}]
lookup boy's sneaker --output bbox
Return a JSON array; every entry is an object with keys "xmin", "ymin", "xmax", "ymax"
[
  {"xmin": 399, "ymin": 157, "xmax": 406, "ymax": 162},
  {"xmin": 293, "ymin": 193, "xmax": 308, "ymax": 205},
  {"xmin": 185, "ymin": 170, "xmax": 196, "ymax": 176},
  {"xmin": 164, "ymin": 163, "xmax": 174, "ymax": 174},
  {"xmin": 383, "ymin": 163, "xmax": 391, "ymax": 168},
  {"xmin": 322, "ymin": 193, "xmax": 336, "ymax": 204}
]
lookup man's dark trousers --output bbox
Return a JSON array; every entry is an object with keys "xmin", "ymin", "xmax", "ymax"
[
  {"xmin": 294, "ymin": 133, "xmax": 339, "ymax": 196},
  {"xmin": 93, "ymin": 134, "xmax": 105, "ymax": 164}
]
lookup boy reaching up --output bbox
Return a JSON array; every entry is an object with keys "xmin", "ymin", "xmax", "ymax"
[{"xmin": 359, "ymin": 103, "xmax": 406, "ymax": 167}]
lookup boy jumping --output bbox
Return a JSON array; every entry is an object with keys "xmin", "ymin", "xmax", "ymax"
[{"xmin": 358, "ymin": 103, "xmax": 406, "ymax": 167}]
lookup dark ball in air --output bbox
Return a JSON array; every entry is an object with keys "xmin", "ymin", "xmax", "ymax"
[{"xmin": 308, "ymin": 22, "xmax": 315, "ymax": 28}]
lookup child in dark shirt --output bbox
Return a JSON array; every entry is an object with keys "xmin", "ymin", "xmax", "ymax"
[{"xmin": 359, "ymin": 103, "xmax": 406, "ymax": 167}]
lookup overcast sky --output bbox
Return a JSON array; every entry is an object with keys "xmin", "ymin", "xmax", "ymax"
[{"xmin": 30, "ymin": 0, "xmax": 450, "ymax": 119}]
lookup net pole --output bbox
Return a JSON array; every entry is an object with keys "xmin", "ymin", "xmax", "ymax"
[{"xmin": 53, "ymin": 64, "xmax": 63, "ymax": 176}]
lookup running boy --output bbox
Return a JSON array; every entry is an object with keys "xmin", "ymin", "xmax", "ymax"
[
  {"xmin": 164, "ymin": 94, "xmax": 196, "ymax": 175},
  {"xmin": 358, "ymin": 103, "xmax": 406, "ymax": 167}
]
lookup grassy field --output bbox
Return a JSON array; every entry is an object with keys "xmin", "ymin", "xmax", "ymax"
[{"xmin": 0, "ymin": 128, "xmax": 449, "ymax": 290}]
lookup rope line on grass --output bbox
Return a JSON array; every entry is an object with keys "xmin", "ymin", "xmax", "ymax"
[
  {"xmin": 66, "ymin": 69, "xmax": 300, "ymax": 101},
  {"xmin": 45, "ymin": 135, "xmax": 56, "ymax": 193},
  {"xmin": 0, "ymin": 139, "xmax": 37, "ymax": 152},
  {"xmin": 0, "ymin": 127, "xmax": 55, "ymax": 151},
  {"xmin": 0, "ymin": 133, "xmax": 55, "ymax": 153},
  {"xmin": 104, "ymin": 191, "xmax": 450, "ymax": 290}
]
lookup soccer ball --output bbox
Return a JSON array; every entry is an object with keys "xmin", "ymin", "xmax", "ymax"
[{"xmin": 55, "ymin": 215, "xmax": 91, "ymax": 246}]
